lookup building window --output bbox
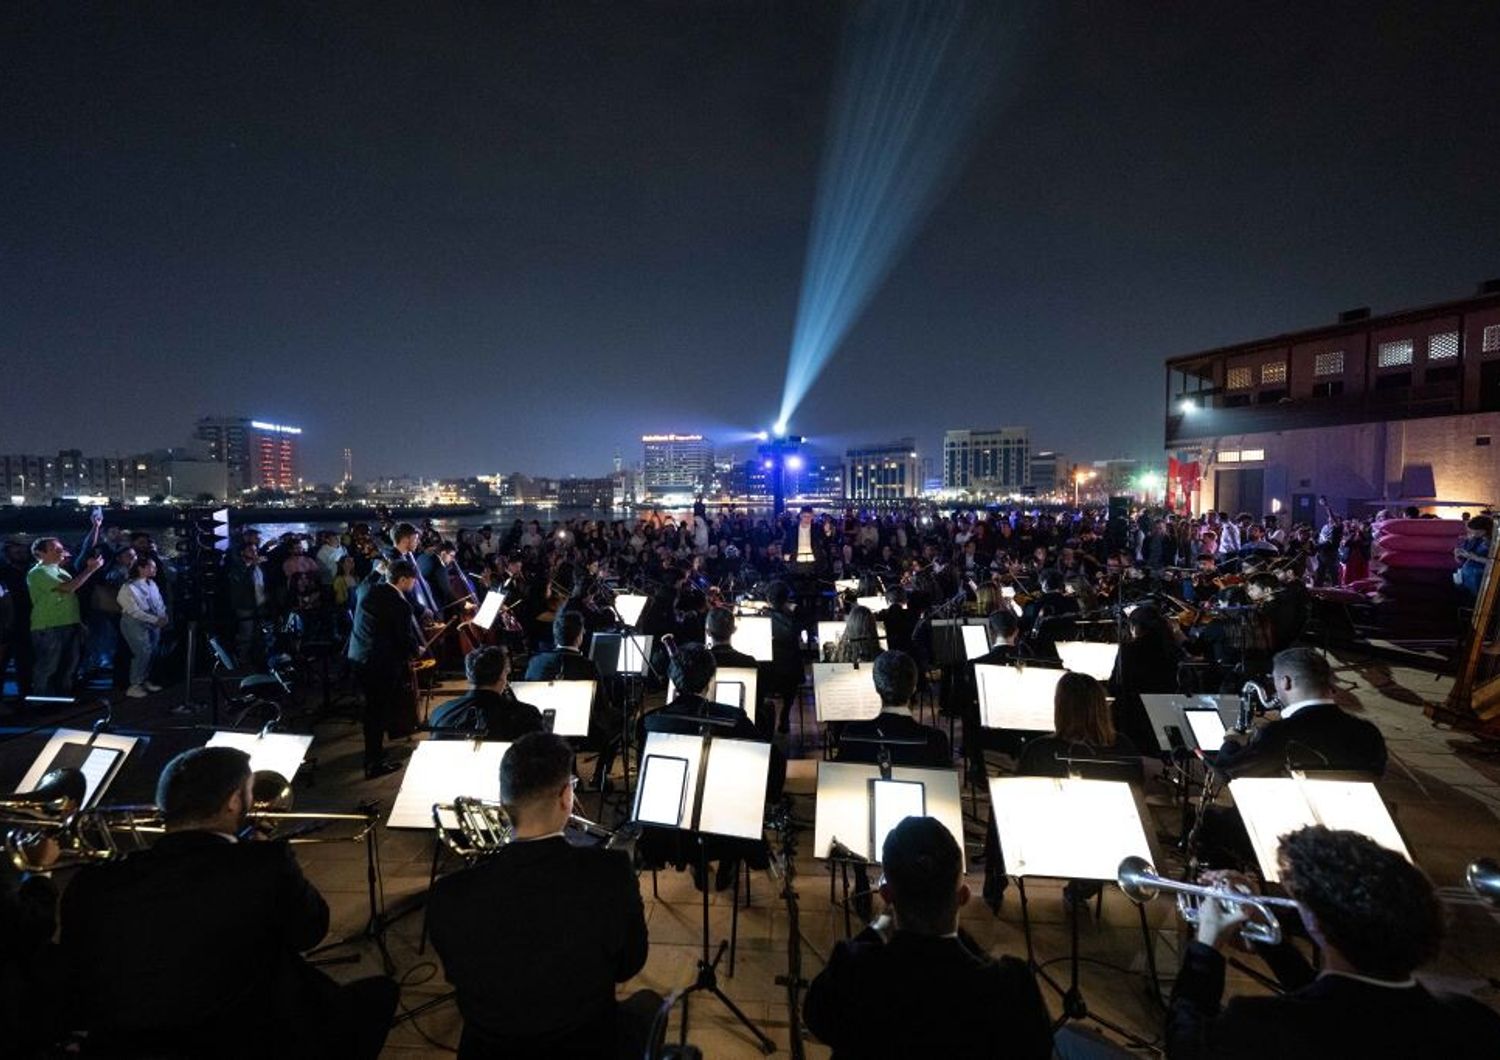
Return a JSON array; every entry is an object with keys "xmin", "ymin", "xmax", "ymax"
[
  {"xmin": 1218, "ymin": 451, "xmax": 1241, "ymax": 463},
  {"xmin": 1377, "ymin": 339, "xmax": 1414, "ymax": 367},
  {"xmin": 1260, "ymin": 361, "xmax": 1286, "ymax": 384},
  {"xmin": 1314, "ymin": 350, "xmax": 1344, "ymax": 376},
  {"xmin": 1240, "ymin": 449, "xmax": 1265, "ymax": 461},
  {"xmin": 1428, "ymin": 331, "xmax": 1460, "ymax": 361},
  {"xmin": 1226, "ymin": 366, "xmax": 1252, "ymax": 390},
  {"xmin": 1484, "ymin": 324, "xmax": 1500, "ymax": 353}
]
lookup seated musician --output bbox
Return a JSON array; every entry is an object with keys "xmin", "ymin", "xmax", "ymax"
[
  {"xmin": 804, "ymin": 816, "xmax": 1052, "ymax": 1060},
  {"xmin": 875, "ymin": 585, "xmax": 916, "ymax": 656},
  {"xmin": 1108, "ymin": 604, "xmax": 1186, "ymax": 752},
  {"xmin": 1020, "ymin": 567, "xmax": 1079, "ymax": 659},
  {"xmin": 705, "ymin": 606, "xmax": 773, "ymax": 736},
  {"xmin": 1213, "ymin": 647, "xmax": 1386, "ymax": 780},
  {"xmin": 1167, "ymin": 826, "xmax": 1500, "ymax": 1059},
  {"xmin": 825, "ymin": 604, "xmax": 881, "ymax": 664},
  {"xmin": 837, "ymin": 650, "xmax": 950, "ymax": 768},
  {"xmin": 430, "ymin": 644, "xmax": 544, "ymax": 741},
  {"xmin": 983, "ymin": 673, "xmax": 1140, "ymax": 910},
  {"xmin": 60, "ymin": 747, "xmax": 397, "ymax": 1057},
  {"xmin": 526, "ymin": 610, "xmax": 619, "ymax": 789},
  {"xmin": 971, "ymin": 608, "xmax": 1024, "ymax": 667},
  {"xmin": 427, "ymin": 734, "xmax": 659, "ymax": 1058}
]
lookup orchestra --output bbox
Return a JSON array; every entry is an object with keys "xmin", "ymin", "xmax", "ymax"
[{"xmin": 3, "ymin": 501, "xmax": 1498, "ymax": 1058}]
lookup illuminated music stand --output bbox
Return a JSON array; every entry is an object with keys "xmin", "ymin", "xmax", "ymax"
[
  {"xmin": 205, "ymin": 729, "xmax": 313, "ymax": 784},
  {"xmin": 16, "ymin": 728, "xmax": 138, "ymax": 810},
  {"xmin": 730, "ymin": 614, "xmax": 775, "ymax": 664},
  {"xmin": 1056, "ymin": 641, "xmax": 1118, "ymax": 681},
  {"xmin": 1227, "ymin": 775, "xmax": 1410, "ymax": 883},
  {"xmin": 613, "ymin": 592, "xmax": 649, "ymax": 628},
  {"xmin": 634, "ymin": 726, "xmax": 776, "ymax": 1054},
  {"xmin": 509, "ymin": 679, "xmax": 595, "ymax": 738},
  {"xmin": 974, "ymin": 663, "xmax": 1064, "ymax": 733},
  {"xmin": 988, "ymin": 774, "xmax": 1160, "ymax": 1044}
]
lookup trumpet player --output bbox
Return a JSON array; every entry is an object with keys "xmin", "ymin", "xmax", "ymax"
[
  {"xmin": 1167, "ymin": 825, "xmax": 1500, "ymax": 1059},
  {"xmin": 59, "ymin": 747, "xmax": 397, "ymax": 1057}
]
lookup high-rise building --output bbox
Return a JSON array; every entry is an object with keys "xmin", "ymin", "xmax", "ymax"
[
  {"xmin": 845, "ymin": 439, "xmax": 921, "ymax": 501},
  {"xmin": 195, "ymin": 417, "xmax": 301, "ymax": 494},
  {"xmin": 641, "ymin": 434, "xmax": 714, "ymax": 499},
  {"xmin": 943, "ymin": 427, "xmax": 1030, "ymax": 494},
  {"xmin": 1030, "ymin": 450, "xmax": 1066, "ymax": 496}
]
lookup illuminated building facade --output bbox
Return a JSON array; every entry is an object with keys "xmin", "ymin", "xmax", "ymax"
[
  {"xmin": 195, "ymin": 416, "xmax": 301, "ymax": 494},
  {"xmin": 641, "ymin": 434, "xmax": 714, "ymax": 499}
]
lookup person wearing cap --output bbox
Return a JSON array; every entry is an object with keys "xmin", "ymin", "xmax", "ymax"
[{"xmin": 804, "ymin": 817, "xmax": 1051, "ymax": 1058}]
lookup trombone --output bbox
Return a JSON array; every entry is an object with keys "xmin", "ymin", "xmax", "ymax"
[
  {"xmin": 1468, "ymin": 858, "xmax": 1500, "ymax": 906},
  {"xmin": 1117, "ymin": 855, "xmax": 1302, "ymax": 945},
  {"xmin": 430, "ymin": 797, "xmax": 640, "ymax": 865},
  {"xmin": 4, "ymin": 769, "xmax": 376, "ymax": 872}
]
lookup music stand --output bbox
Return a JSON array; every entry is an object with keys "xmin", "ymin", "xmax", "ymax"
[
  {"xmin": 974, "ymin": 663, "xmax": 1063, "ymax": 733},
  {"xmin": 205, "ymin": 729, "xmax": 313, "ymax": 784},
  {"xmin": 854, "ymin": 595, "xmax": 887, "ymax": 613},
  {"xmin": 15, "ymin": 727, "xmax": 138, "ymax": 809},
  {"xmin": 509, "ymin": 679, "xmax": 595, "ymax": 738},
  {"xmin": 813, "ymin": 754, "xmax": 964, "ymax": 935},
  {"xmin": 988, "ymin": 775, "xmax": 1160, "ymax": 1044},
  {"xmin": 590, "ymin": 631, "xmax": 655, "ymax": 805},
  {"xmin": 1227, "ymin": 775, "xmax": 1410, "ymax": 882},
  {"xmin": 667, "ymin": 667, "xmax": 758, "ymax": 715},
  {"xmin": 614, "ymin": 593, "xmax": 649, "ymax": 628},
  {"xmin": 389, "ymin": 737, "xmax": 510, "ymax": 830},
  {"xmin": 816, "ymin": 619, "xmax": 888, "ymax": 652},
  {"xmin": 1140, "ymin": 694, "xmax": 1241, "ymax": 754},
  {"xmin": 1055, "ymin": 641, "xmax": 1118, "ymax": 681},
  {"xmin": 730, "ymin": 615, "xmax": 775, "ymax": 663},
  {"xmin": 634, "ymin": 727, "xmax": 776, "ymax": 1054},
  {"xmin": 811, "ymin": 662, "xmax": 882, "ymax": 723}
]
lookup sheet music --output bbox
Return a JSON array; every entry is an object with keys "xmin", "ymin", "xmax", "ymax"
[
  {"xmin": 17, "ymin": 729, "xmax": 138, "ymax": 809},
  {"xmin": 732, "ymin": 615, "xmax": 775, "ymax": 663},
  {"xmin": 389, "ymin": 739, "xmax": 510, "ymax": 829},
  {"xmin": 205, "ymin": 731, "xmax": 313, "ymax": 783},
  {"xmin": 614, "ymin": 593, "xmax": 648, "ymax": 627},
  {"xmin": 961, "ymin": 625, "xmax": 990, "ymax": 661},
  {"xmin": 814, "ymin": 761, "xmax": 965, "ymax": 866},
  {"xmin": 833, "ymin": 579, "xmax": 860, "ymax": 593},
  {"xmin": 974, "ymin": 664, "xmax": 1063, "ymax": 731},
  {"xmin": 1182, "ymin": 709, "xmax": 1227, "ymax": 752},
  {"xmin": 473, "ymin": 591, "xmax": 503, "ymax": 631},
  {"xmin": 988, "ymin": 776, "xmax": 1153, "ymax": 880},
  {"xmin": 855, "ymin": 595, "xmax": 887, "ymax": 613},
  {"xmin": 697, "ymin": 738, "xmax": 773, "ymax": 840},
  {"xmin": 1056, "ymin": 641, "xmax": 1118, "ymax": 682},
  {"xmin": 1229, "ymin": 777, "xmax": 1410, "ymax": 882},
  {"xmin": 619, "ymin": 633, "xmax": 651, "ymax": 674},
  {"xmin": 509, "ymin": 680, "xmax": 594, "ymax": 737},
  {"xmin": 633, "ymin": 731, "xmax": 705, "ymax": 829},
  {"xmin": 870, "ymin": 778, "xmax": 925, "ymax": 861},
  {"xmin": 818, "ymin": 619, "xmax": 887, "ymax": 650},
  {"xmin": 812, "ymin": 662, "xmax": 883, "ymax": 722}
]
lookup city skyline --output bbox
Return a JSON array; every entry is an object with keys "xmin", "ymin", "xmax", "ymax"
[{"xmin": 5, "ymin": 5, "xmax": 1499, "ymax": 484}]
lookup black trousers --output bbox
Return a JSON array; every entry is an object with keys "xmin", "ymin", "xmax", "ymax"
[{"xmin": 354, "ymin": 664, "xmax": 407, "ymax": 767}]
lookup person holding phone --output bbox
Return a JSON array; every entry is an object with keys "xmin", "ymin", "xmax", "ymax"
[{"xmin": 26, "ymin": 537, "xmax": 104, "ymax": 697}]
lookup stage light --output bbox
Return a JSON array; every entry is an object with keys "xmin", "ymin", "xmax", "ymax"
[
  {"xmin": 756, "ymin": 430, "xmax": 770, "ymax": 442},
  {"xmin": 773, "ymin": 420, "xmax": 788, "ymax": 437},
  {"xmin": 1178, "ymin": 399, "xmax": 1195, "ymax": 414},
  {"xmin": 777, "ymin": 1, "xmax": 1012, "ymax": 428},
  {"xmin": 785, "ymin": 454, "xmax": 804, "ymax": 471},
  {"xmin": 763, "ymin": 460, "xmax": 774, "ymax": 470}
]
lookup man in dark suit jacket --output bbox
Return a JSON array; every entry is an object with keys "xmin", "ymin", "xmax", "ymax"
[
  {"xmin": 347, "ymin": 559, "xmax": 424, "ymax": 777},
  {"xmin": 705, "ymin": 606, "xmax": 772, "ymax": 736},
  {"xmin": 1167, "ymin": 825, "xmax": 1500, "ymax": 1059},
  {"xmin": 765, "ymin": 580, "xmax": 805, "ymax": 733},
  {"xmin": 838, "ymin": 650, "xmax": 951, "ymax": 768},
  {"xmin": 383, "ymin": 522, "xmax": 439, "ymax": 619},
  {"xmin": 1020, "ymin": 568, "xmax": 1080, "ymax": 660},
  {"xmin": 427, "ymin": 734, "xmax": 658, "ymax": 1058},
  {"xmin": 526, "ymin": 611, "xmax": 617, "ymax": 787},
  {"xmin": 60, "ymin": 747, "xmax": 396, "ymax": 1058},
  {"xmin": 875, "ymin": 586, "xmax": 917, "ymax": 657},
  {"xmin": 1213, "ymin": 648, "xmax": 1386, "ymax": 779},
  {"xmin": 430, "ymin": 645, "xmax": 544, "ymax": 741},
  {"xmin": 805, "ymin": 816, "xmax": 1051, "ymax": 1059}
]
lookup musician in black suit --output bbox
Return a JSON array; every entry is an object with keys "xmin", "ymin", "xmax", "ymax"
[
  {"xmin": 346, "ymin": 558, "xmax": 423, "ymax": 777},
  {"xmin": 430, "ymin": 645, "xmax": 544, "ymax": 741},
  {"xmin": 1020, "ymin": 567, "xmax": 1080, "ymax": 660},
  {"xmin": 875, "ymin": 585, "xmax": 916, "ymax": 656},
  {"xmin": 60, "ymin": 748, "xmax": 396, "ymax": 1058},
  {"xmin": 383, "ymin": 522, "xmax": 439, "ymax": 619},
  {"xmin": 705, "ymin": 606, "xmax": 772, "ymax": 736},
  {"xmin": 1167, "ymin": 825, "xmax": 1500, "ymax": 1059},
  {"xmin": 837, "ymin": 650, "xmax": 951, "ymax": 768},
  {"xmin": 805, "ymin": 816, "xmax": 1051, "ymax": 1059},
  {"xmin": 526, "ymin": 611, "xmax": 618, "ymax": 788},
  {"xmin": 765, "ymin": 580, "xmax": 805, "ymax": 733},
  {"xmin": 427, "ymin": 734, "xmax": 659, "ymax": 1058},
  {"xmin": 1212, "ymin": 648, "xmax": 1386, "ymax": 780},
  {"xmin": 1108, "ymin": 604, "xmax": 1186, "ymax": 753},
  {"xmin": 970, "ymin": 608, "xmax": 1025, "ymax": 668}
]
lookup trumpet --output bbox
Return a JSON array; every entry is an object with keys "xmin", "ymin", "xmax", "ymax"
[
  {"xmin": 1117, "ymin": 855, "xmax": 1302, "ymax": 945},
  {"xmin": 1469, "ymin": 858, "xmax": 1500, "ymax": 906}
]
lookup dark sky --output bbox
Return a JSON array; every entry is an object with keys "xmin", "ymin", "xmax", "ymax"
[{"xmin": 5, "ymin": 2, "xmax": 1499, "ymax": 483}]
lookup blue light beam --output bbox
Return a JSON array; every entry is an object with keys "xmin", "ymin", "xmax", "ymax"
[{"xmin": 779, "ymin": 1, "xmax": 1015, "ymax": 427}]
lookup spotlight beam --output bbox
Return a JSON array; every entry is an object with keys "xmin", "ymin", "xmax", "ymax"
[{"xmin": 779, "ymin": 2, "xmax": 1014, "ymax": 427}]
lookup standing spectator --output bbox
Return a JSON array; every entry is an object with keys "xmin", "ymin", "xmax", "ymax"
[
  {"xmin": 117, "ymin": 557, "xmax": 169, "ymax": 698},
  {"xmin": 314, "ymin": 531, "xmax": 347, "ymax": 583},
  {"xmin": 224, "ymin": 542, "xmax": 270, "ymax": 669},
  {"xmin": 27, "ymin": 537, "xmax": 103, "ymax": 697},
  {"xmin": 1456, "ymin": 515, "xmax": 1493, "ymax": 601}
]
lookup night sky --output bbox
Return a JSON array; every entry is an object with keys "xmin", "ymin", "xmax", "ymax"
[{"xmin": 4, "ymin": 2, "xmax": 1499, "ymax": 483}]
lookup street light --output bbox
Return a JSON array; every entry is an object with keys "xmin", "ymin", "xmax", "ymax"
[{"xmin": 1072, "ymin": 469, "xmax": 1095, "ymax": 507}]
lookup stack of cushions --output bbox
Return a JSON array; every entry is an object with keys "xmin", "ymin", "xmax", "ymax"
[{"xmin": 1361, "ymin": 518, "xmax": 1464, "ymax": 636}]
